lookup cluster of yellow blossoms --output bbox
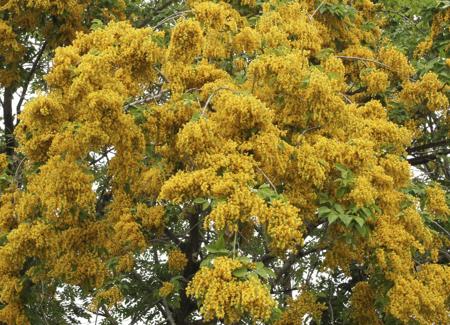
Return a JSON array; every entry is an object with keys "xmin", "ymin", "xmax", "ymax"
[
  {"xmin": 186, "ymin": 257, "xmax": 275, "ymax": 323},
  {"xmin": 426, "ymin": 184, "xmax": 450, "ymax": 218},
  {"xmin": 275, "ymin": 291, "xmax": 326, "ymax": 325},
  {"xmin": 0, "ymin": 0, "xmax": 126, "ymax": 86},
  {"xmin": 168, "ymin": 249, "xmax": 188, "ymax": 274},
  {"xmin": 0, "ymin": 154, "xmax": 8, "ymax": 171},
  {"xmin": 400, "ymin": 72, "xmax": 449, "ymax": 112},
  {"xmin": 361, "ymin": 69, "xmax": 390, "ymax": 95},
  {"xmin": 90, "ymin": 286, "xmax": 123, "ymax": 310},
  {"xmin": 159, "ymin": 282, "xmax": 175, "ymax": 298}
]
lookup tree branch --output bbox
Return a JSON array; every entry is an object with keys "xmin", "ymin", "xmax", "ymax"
[
  {"xmin": 408, "ymin": 149, "xmax": 450, "ymax": 166},
  {"xmin": 16, "ymin": 41, "xmax": 48, "ymax": 117},
  {"xmin": 407, "ymin": 139, "xmax": 450, "ymax": 154}
]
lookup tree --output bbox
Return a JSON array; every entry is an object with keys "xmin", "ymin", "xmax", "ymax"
[{"xmin": 0, "ymin": 0, "xmax": 449, "ymax": 324}]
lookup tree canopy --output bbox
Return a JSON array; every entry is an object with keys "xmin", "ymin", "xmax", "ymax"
[{"xmin": 0, "ymin": 0, "xmax": 449, "ymax": 324}]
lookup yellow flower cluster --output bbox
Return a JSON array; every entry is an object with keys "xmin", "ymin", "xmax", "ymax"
[
  {"xmin": 90, "ymin": 286, "xmax": 123, "ymax": 310},
  {"xmin": 190, "ymin": 1, "xmax": 243, "ymax": 61},
  {"xmin": 0, "ymin": 20, "xmax": 23, "ymax": 85},
  {"xmin": 340, "ymin": 45, "xmax": 376, "ymax": 81},
  {"xmin": 349, "ymin": 175, "xmax": 378, "ymax": 207},
  {"xmin": 275, "ymin": 291, "xmax": 326, "ymax": 325},
  {"xmin": 0, "ymin": 0, "xmax": 126, "ymax": 86},
  {"xmin": 257, "ymin": 2, "xmax": 323, "ymax": 53},
  {"xmin": 350, "ymin": 282, "xmax": 382, "ymax": 325},
  {"xmin": 414, "ymin": 8, "xmax": 450, "ymax": 58},
  {"xmin": 265, "ymin": 200, "xmax": 303, "ymax": 253},
  {"xmin": 186, "ymin": 257, "xmax": 276, "ymax": 323},
  {"xmin": 0, "ymin": 154, "xmax": 8, "ymax": 171},
  {"xmin": 378, "ymin": 47, "xmax": 414, "ymax": 81},
  {"xmin": 361, "ymin": 69, "xmax": 389, "ymax": 94},
  {"xmin": 388, "ymin": 265, "xmax": 450, "ymax": 324},
  {"xmin": 0, "ymin": 21, "xmax": 167, "ymax": 323},
  {"xmin": 426, "ymin": 183, "xmax": 450, "ymax": 218},
  {"xmin": 400, "ymin": 72, "xmax": 449, "ymax": 112},
  {"xmin": 159, "ymin": 281, "xmax": 175, "ymax": 298},
  {"xmin": 206, "ymin": 187, "xmax": 266, "ymax": 232},
  {"xmin": 136, "ymin": 204, "xmax": 165, "ymax": 230},
  {"xmin": 27, "ymin": 156, "xmax": 96, "ymax": 226},
  {"xmin": 167, "ymin": 19, "xmax": 204, "ymax": 63},
  {"xmin": 233, "ymin": 27, "xmax": 261, "ymax": 53},
  {"xmin": 168, "ymin": 249, "xmax": 188, "ymax": 274}
]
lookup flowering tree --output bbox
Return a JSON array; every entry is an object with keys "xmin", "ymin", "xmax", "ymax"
[{"xmin": 0, "ymin": 0, "xmax": 449, "ymax": 324}]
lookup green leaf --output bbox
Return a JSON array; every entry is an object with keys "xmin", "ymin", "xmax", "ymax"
[
  {"xmin": 182, "ymin": 92, "xmax": 198, "ymax": 107},
  {"xmin": 339, "ymin": 214, "xmax": 353, "ymax": 227},
  {"xmin": 254, "ymin": 267, "xmax": 275, "ymax": 280},
  {"xmin": 336, "ymin": 187, "xmax": 348, "ymax": 198},
  {"xmin": 190, "ymin": 112, "xmax": 202, "ymax": 122},
  {"xmin": 328, "ymin": 212, "xmax": 339, "ymax": 224},
  {"xmin": 200, "ymin": 256, "xmax": 214, "ymax": 268},
  {"xmin": 193, "ymin": 197, "xmax": 206, "ymax": 204},
  {"xmin": 233, "ymin": 267, "xmax": 249, "ymax": 278},
  {"xmin": 335, "ymin": 204, "xmax": 345, "ymax": 215},
  {"xmin": 318, "ymin": 206, "xmax": 332, "ymax": 218},
  {"xmin": 90, "ymin": 19, "xmax": 104, "ymax": 31},
  {"xmin": 361, "ymin": 207, "xmax": 372, "ymax": 218},
  {"xmin": 354, "ymin": 216, "xmax": 365, "ymax": 227},
  {"xmin": 269, "ymin": 306, "xmax": 283, "ymax": 322},
  {"xmin": 356, "ymin": 224, "xmax": 369, "ymax": 237},
  {"xmin": 201, "ymin": 201, "xmax": 210, "ymax": 211},
  {"xmin": 206, "ymin": 234, "xmax": 229, "ymax": 255},
  {"xmin": 236, "ymin": 256, "xmax": 252, "ymax": 264}
]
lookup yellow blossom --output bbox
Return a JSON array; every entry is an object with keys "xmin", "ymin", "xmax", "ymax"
[
  {"xmin": 159, "ymin": 282, "xmax": 175, "ymax": 298},
  {"xmin": 426, "ymin": 184, "xmax": 450, "ymax": 218},
  {"xmin": 168, "ymin": 249, "xmax": 188, "ymax": 274}
]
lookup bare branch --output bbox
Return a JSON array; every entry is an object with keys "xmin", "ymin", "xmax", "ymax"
[
  {"xmin": 336, "ymin": 55, "xmax": 394, "ymax": 72},
  {"xmin": 201, "ymin": 87, "xmax": 238, "ymax": 115},
  {"xmin": 255, "ymin": 165, "xmax": 277, "ymax": 193},
  {"xmin": 162, "ymin": 299, "xmax": 176, "ymax": 325},
  {"xmin": 311, "ymin": 1, "xmax": 325, "ymax": 19},
  {"xmin": 16, "ymin": 41, "xmax": 48, "ymax": 117},
  {"xmin": 124, "ymin": 89, "xmax": 169, "ymax": 109}
]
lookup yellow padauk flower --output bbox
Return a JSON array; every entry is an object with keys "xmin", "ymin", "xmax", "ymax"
[
  {"xmin": 0, "ymin": 154, "xmax": 8, "ymax": 171},
  {"xmin": 159, "ymin": 281, "xmax": 175, "ymax": 298},
  {"xmin": 426, "ymin": 183, "xmax": 450, "ymax": 218},
  {"xmin": 168, "ymin": 249, "xmax": 188, "ymax": 274},
  {"xmin": 186, "ymin": 257, "xmax": 276, "ymax": 323}
]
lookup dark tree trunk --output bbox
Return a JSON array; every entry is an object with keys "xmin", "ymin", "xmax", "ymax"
[
  {"xmin": 3, "ymin": 87, "xmax": 15, "ymax": 156},
  {"xmin": 175, "ymin": 210, "xmax": 202, "ymax": 324}
]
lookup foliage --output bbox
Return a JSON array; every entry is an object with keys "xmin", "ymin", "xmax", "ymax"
[{"xmin": 0, "ymin": 0, "xmax": 449, "ymax": 324}]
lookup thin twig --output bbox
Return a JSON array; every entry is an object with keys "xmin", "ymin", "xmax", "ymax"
[
  {"xmin": 153, "ymin": 66, "xmax": 170, "ymax": 84},
  {"xmin": 429, "ymin": 219, "xmax": 450, "ymax": 239},
  {"xmin": 201, "ymin": 87, "xmax": 238, "ymax": 115},
  {"xmin": 162, "ymin": 298, "xmax": 176, "ymax": 325},
  {"xmin": 16, "ymin": 41, "xmax": 48, "ymax": 116},
  {"xmin": 124, "ymin": 90, "xmax": 169, "ymax": 109},
  {"xmin": 301, "ymin": 125, "xmax": 321, "ymax": 135},
  {"xmin": 153, "ymin": 10, "xmax": 193, "ymax": 29},
  {"xmin": 335, "ymin": 55, "xmax": 394, "ymax": 72},
  {"xmin": 255, "ymin": 165, "xmax": 277, "ymax": 193},
  {"xmin": 340, "ymin": 93, "xmax": 352, "ymax": 104},
  {"xmin": 311, "ymin": 1, "xmax": 325, "ymax": 19}
]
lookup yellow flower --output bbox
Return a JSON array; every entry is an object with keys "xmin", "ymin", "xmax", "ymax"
[
  {"xmin": 426, "ymin": 184, "xmax": 450, "ymax": 218},
  {"xmin": 0, "ymin": 154, "xmax": 8, "ymax": 171},
  {"xmin": 186, "ymin": 257, "xmax": 276, "ymax": 323},
  {"xmin": 168, "ymin": 249, "xmax": 188, "ymax": 274},
  {"xmin": 159, "ymin": 281, "xmax": 175, "ymax": 298},
  {"xmin": 361, "ymin": 69, "xmax": 389, "ymax": 94},
  {"xmin": 167, "ymin": 19, "xmax": 204, "ymax": 63}
]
